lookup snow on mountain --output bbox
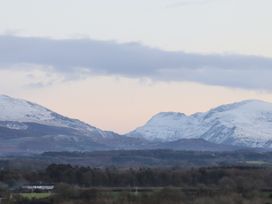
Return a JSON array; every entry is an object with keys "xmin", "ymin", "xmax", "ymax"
[
  {"xmin": 128, "ymin": 100, "xmax": 272, "ymax": 148},
  {"xmin": 0, "ymin": 95, "xmax": 97, "ymax": 132},
  {"xmin": 0, "ymin": 95, "xmax": 145, "ymax": 153},
  {"xmin": 2, "ymin": 95, "xmax": 272, "ymax": 151},
  {"xmin": 128, "ymin": 112, "xmax": 206, "ymax": 142}
]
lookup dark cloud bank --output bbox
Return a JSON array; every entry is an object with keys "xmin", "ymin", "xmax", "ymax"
[{"xmin": 0, "ymin": 35, "xmax": 272, "ymax": 90}]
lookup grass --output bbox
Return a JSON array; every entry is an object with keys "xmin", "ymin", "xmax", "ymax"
[
  {"xmin": 246, "ymin": 160, "xmax": 269, "ymax": 165},
  {"xmin": 20, "ymin": 192, "xmax": 52, "ymax": 199}
]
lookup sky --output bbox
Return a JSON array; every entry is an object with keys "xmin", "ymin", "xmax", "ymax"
[{"xmin": 0, "ymin": 0, "xmax": 272, "ymax": 133}]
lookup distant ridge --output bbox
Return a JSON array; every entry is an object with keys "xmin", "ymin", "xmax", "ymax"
[
  {"xmin": 0, "ymin": 95, "xmax": 272, "ymax": 153},
  {"xmin": 0, "ymin": 95, "xmax": 142, "ymax": 153},
  {"xmin": 128, "ymin": 100, "xmax": 272, "ymax": 148}
]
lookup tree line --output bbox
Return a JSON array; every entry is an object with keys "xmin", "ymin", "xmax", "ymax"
[
  {"xmin": 1, "ymin": 164, "xmax": 272, "ymax": 191},
  {"xmin": 1, "ymin": 164, "xmax": 272, "ymax": 204}
]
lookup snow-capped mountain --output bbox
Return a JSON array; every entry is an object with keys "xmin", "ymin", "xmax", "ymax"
[
  {"xmin": 1, "ymin": 95, "xmax": 272, "ymax": 153},
  {"xmin": 0, "ymin": 95, "xmax": 98, "ymax": 132},
  {"xmin": 0, "ymin": 95, "xmax": 142, "ymax": 153},
  {"xmin": 128, "ymin": 100, "xmax": 272, "ymax": 148}
]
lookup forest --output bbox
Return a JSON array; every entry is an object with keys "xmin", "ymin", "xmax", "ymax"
[{"xmin": 1, "ymin": 163, "xmax": 272, "ymax": 203}]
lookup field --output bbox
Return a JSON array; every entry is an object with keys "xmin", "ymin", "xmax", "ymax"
[{"xmin": 20, "ymin": 192, "xmax": 52, "ymax": 199}]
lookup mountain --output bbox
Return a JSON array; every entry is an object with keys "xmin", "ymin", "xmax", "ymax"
[
  {"xmin": 1, "ymin": 95, "xmax": 271, "ymax": 153},
  {"xmin": 128, "ymin": 100, "xmax": 272, "ymax": 149},
  {"xmin": 0, "ymin": 95, "xmax": 142, "ymax": 153},
  {"xmin": 147, "ymin": 138, "xmax": 241, "ymax": 152}
]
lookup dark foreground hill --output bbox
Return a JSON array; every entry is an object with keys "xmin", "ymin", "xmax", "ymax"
[{"xmin": 1, "ymin": 150, "xmax": 272, "ymax": 169}]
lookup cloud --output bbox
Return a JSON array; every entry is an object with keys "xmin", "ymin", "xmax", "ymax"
[{"xmin": 0, "ymin": 35, "xmax": 272, "ymax": 90}]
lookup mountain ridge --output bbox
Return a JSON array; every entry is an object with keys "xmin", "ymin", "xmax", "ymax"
[
  {"xmin": 0, "ymin": 95, "xmax": 272, "ymax": 153},
  {"xmin": 0, "ymin": 95, "xmax": 144, "ymax": 153},
  {"xmin": 128, "ymin": 99, "xmax": 272, "ymax": 148}
]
